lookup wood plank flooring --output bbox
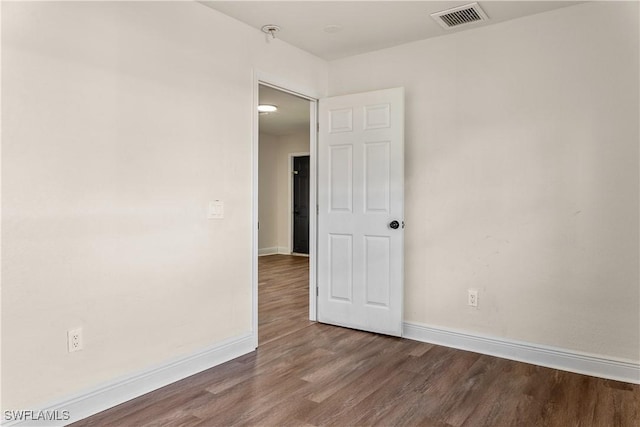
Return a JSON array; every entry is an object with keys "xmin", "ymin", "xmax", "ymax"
[
  {"xmin": 257, "ymin": 255, "xmax": 312, "ymax": 345},
  {"xmin": 72, "ymin": 255, "xmax": 639, "ymax": 426}
]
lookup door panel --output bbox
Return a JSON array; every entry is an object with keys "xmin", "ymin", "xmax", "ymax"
[
  {"xmin": 364, "ymin": 141, "xmax": 390, "ymax": 213},
  {"xmin": 364, "ymin": 235, "xmax": 390, "ymax": 307},
  {"xmin": 328, "ymin": 145, "xmax": 353, "ymax": 212},
  {"xmin": 329, "ymin": 234, "xmax": 353, "ymax": 301},
  {"xmin": 317, "ymin": 87, "xmax": 404, "ymax": 336}
]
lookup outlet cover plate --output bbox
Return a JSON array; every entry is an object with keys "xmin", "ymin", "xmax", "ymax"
[
  {"xmin": 468, "ymin": 289, "xmax": 478, "ymax": 307},
  {"xmin": 68, "ymin": 328, "xmax": 83, "ymax": 352}
]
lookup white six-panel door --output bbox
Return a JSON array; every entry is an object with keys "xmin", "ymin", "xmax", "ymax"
[{"xmin": 317, "ymin": 87, "xmax": 404, "ymax": 336}]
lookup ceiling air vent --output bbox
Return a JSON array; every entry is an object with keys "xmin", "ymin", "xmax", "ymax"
[{"xmin": 431, "ymin": 2, "xmax": 488, "ymax": 29}]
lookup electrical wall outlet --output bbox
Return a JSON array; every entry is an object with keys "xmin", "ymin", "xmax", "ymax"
[
  {"xmin": 468, "ymin": 289, "xmax": 478, "ymax": 307},
  {"xmin": 68, "ymin": 328, "xmax": 83, "ymax": 352}
]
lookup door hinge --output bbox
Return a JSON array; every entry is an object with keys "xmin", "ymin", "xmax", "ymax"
[
  {"xmin": 317, "ymin": 205, "xmax": 319, "ymax": 214},
  {"xmin": 316, "ymin": 286, "xmax": 319, "ymax": 296},
  {"xmin": 317, "ymin": 122, "xmax": 320, "ymax": 133}
]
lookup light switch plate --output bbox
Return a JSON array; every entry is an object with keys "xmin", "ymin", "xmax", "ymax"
[{"xmin": 208, "ymin": 200, "xmax": 224, "ymax": 219}]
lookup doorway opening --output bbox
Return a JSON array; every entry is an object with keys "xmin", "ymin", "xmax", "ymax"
[{"xmin": 256, "ymin": 83, "xmax": 315, "ymax": 345}]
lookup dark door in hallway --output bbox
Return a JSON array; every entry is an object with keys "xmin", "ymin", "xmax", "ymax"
[{"xmin": 292, "ymin": 155, "xmax": 310, "ymax": 254}]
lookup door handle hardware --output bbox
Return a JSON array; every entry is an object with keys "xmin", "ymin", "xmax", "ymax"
[{"xmin": 389, "ymin": 220, "xmax": 400, "ymax": 230}]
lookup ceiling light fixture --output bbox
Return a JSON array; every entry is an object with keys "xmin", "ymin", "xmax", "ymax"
[
  {"xmin": 261, "ymin": 25, "xmax": 281, "ymax": 40},
  {"xmin": 258, "ymin": 104, "xmax": 278, "ymax": 113}
]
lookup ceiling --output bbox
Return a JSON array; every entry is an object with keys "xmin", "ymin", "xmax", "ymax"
[
  {"xmin": 259, "ymin": 85, "xmax": 311, "ymax": 137},
  {"xmin": 201, "ymin": 1, "xmax": 582, "ymax": 61},
  {"xmin": 225, "ymin": 1, "xmax": 582, "ymax": 135}
]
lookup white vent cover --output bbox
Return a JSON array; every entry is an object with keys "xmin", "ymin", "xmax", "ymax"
[{"xmin": 431, "ymin": 2, "xmax": 489, "ymax": 29}]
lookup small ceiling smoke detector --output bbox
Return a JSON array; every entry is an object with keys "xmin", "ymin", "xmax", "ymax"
[
  {"xmin": 431, "ymin": 2, "xmax": 488, "ymax": 29},
  {"xmin": 261, "ymin": 25, "xmax": 281, "ymax": 39},
  {"xmin": 324, "ymin": 24, "xmax": 343, "ymax": 34}
]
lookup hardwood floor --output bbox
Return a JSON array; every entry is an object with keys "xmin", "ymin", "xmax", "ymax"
[
  {"xmin": 72, "ymin": 255, "xmax": 639, "ymax": 426},
  {"xmin": 258, "ymin": 255, "xmax": 312, "ymax": 345}
]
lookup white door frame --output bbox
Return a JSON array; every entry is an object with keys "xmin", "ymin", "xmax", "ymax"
[
  {"xmin": 252, "ymin": 70, "xmax": 319, "ymax": 348},
  {"xmin": 288, "ymin": 152, "xmax": 310, "ymax": 255}
]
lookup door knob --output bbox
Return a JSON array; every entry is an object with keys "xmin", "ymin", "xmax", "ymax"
[{"xmin": 389, "ymin": 220, "xmax": 400, "ymax": 229}]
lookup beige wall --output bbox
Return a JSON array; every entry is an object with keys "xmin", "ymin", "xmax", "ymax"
[
  {"xmin": 258, "ymin": 131, "xmax": 310, "ymax": 253},
  {"xmin": 1, "ymin": 1, "xmax": 326, "ymax": 409},
  {"xmin": 258, "ymin": 133, "xmax": 279, "ymax": 251},
  {"xmin": 329, "ymin": 1, "xmax": 639, "ymax": 361}
]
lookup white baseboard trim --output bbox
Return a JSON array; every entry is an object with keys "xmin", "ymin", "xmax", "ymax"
[
  {"xmin": 258, "ymin": 247, "xmax": 278, "ymax": 256},
  {"xmin": 258, "ymin": 247, "xmax": 290, "ymax": 256},
  {"xmin": 3, "ymin": 334, "xmax": 255, "ymax": 426},
  {"xmin": 403, "ymin": 322, "xmax": 639, "ymax": 384}
]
